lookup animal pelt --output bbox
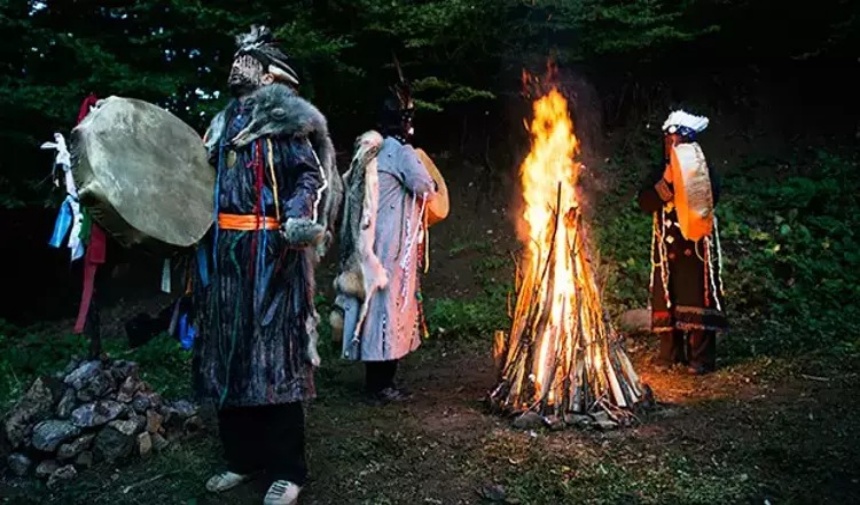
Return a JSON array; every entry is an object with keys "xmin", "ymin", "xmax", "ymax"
[
  {"xmin": 330, "ymin": 130, "xmax": 389, "ymax": 343},
  {"xmin": 204, "ymin": 83, "xmax": 344, "ymax": 261},
  {"xmin": 281, "ymin": 217, "xmax": 325, "ymax": 248}
]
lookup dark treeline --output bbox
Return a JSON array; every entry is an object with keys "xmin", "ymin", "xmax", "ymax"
[{"xmin": 0, "ymin": 0, "xmax": 857, "ymax": 324}]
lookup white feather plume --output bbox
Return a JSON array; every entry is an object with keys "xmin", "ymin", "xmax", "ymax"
[
  {"xmin": 235, "ymin": 25, "xmax": 272, "ymax": 51},
  {"xmin": 662, "ymin": 110, "xmax": 709, "ymax": 134}
]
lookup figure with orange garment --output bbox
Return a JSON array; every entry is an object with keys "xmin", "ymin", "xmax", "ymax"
[
  {"xmin": 637, "ymin": 110, "xmax": 728, "ymax": 375},
  {"xmin": 192, "ymin": 26, "xmax": 342, "ymax": 505}
]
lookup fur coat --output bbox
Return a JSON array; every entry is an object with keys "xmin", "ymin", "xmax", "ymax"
[
  {"xmin": 331, "ymin": 134, "xmax": 437, "ymax": 362},
  {"xmin": 193, "ymin": 83, "xmax": 339, "ymax": 408}
]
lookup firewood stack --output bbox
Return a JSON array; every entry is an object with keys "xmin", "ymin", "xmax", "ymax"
[{"xmin": 489, "ymin": 185, "xmax": 652, "ymax": 428}]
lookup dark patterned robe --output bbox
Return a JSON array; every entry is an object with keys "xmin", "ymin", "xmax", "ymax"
[
  {"xmin": 192, "ymin": 88, "xmax": 326, "ymax": 407},
  {"xmin": 637, "ymin": 147, "xmax": 728, "ymax": 334}
]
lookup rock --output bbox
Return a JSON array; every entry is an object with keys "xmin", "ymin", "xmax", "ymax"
[
  {"xmin": 64, "ymin": 361, "xmax": 102, "ymax": 390},
  {"xmin": 478, "ymin": 484, "xmax": 520, "ymax": 504},
  {"xmin": 591, "ymin": 412, "xmax": 619, "ymax": 431},
  {"xmin": 151, "ymin": 433, "xmax": 169, "ymax": 452},
  {"xmin": 7, "ymin": 453, "xmax": 32, "ymax": 476},
  {"xmin": 116, "ymin": 376, "xmax": 140, "ymax": 403},
  {"xmin": 108, "ymin": 415, "xmax": 145, "ymax": 437},
  {"xmin": 47, "ymin": 465, "xmax": 77, "ymax": 488},
  {"xmin": 63, "ymin": 357, "xmax": 83, "ymax": 376},
  {"xmin": 31, "ymin": 420, "xmax": 81, "ymax": 452},
  {"xmin": 131, "ymin": 393, "xmax": 151, "ymax": 413},
  {"xmin": 184, "ymin": 415, "xmax": 204, "ymax": 436},
  {"xmin": 145, "ymin": 410, "xmax": 163, "ymax": 434},
  {"xmin": 564, "ymin": 414, "xmax": 593, "ymax": 427},
  {"xmin": 35, "ymin": 459, "xmax": 60, "ymax": 478},
  {"xmin": 137, "ymin": 432, "xmax": 152, "ymax": 457},
  {"xmin": 543, "ymin": 415, "xmax": 565, "ymax": 431},
  {"xmin": 619, "ymin": 308, "xmax": 651, "ymax": 333},
  {"xmin": 55, "ymin": 388, "xmax": 77, "ymax": 419},
  {"xmin": 75, "ymin": 450, "xmax": 93, "ymax": 468},
  {"xmin": 76, "ymin": 371, "xmax": 115, "ymax": 402},
  {"xmin": 4, "ymin": 376, "xmax": 64, "ymax": 448},
  {"xmin": 169, "ymin": 399, "xmax": 198, "ymax": 418},
  {"xmin": 109, "ymin": 360, "xmax": 140, "ymax": 383},
  {"xmin": 131, "ymin": 391, "xmax": 162, "ymax": 414},
  {"xmin": 94, "ymin": 424, "xmax": 135, "ymax": 463},
  {"xmin": 71, "ymin": 400, "xmax": 125, "ymax": 428},
  {"xmin": 593, "ymin": 412, "xmax": 618, "ymax": 431},
  {"xmin": 512, "ymin": 411, "xmax": 544, "ymax": 430},
  {"xmin": 57, "ymin": 433, "xmax": 95, "ymax": 460},
  {"xmin": 595, "ymin": 419, "xmax": 619, "ymax": 430}
]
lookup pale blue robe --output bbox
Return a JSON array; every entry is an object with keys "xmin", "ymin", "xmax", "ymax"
[{"xmin": 341, "ymin": 137, "xmax": 437, "ymax": 361}]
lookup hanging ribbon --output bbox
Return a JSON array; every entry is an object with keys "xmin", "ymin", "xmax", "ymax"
[
  {"xmin": 42, "ymin": 133, "xmax": 84, "ymax": 262},
  {"xmin": 74, "ymin": 223, "xmax": 106, "ymax": 333},
  {"xmin": 49, "ymin": 196, "xmax": 73, "ymax": 248},
  {"xmin": 71, "ymin": 94, "xmax": 106, "ymax": 334},
  {"xmin": 161, "ymin": 258, "xmax": 172, "ymax": 293}
]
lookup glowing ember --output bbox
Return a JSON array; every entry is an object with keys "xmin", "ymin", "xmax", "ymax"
[{"xmin": 490, "ymin": 76, "xmax": 650, "ymax": 422}]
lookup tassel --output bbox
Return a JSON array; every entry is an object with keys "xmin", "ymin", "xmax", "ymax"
[
  {"xmin": 196, "ymin": 246, "xmax": 210, "ymax": 288},
  {"xmin": 161, "ymin": 258, "xmax": 172, "ymax": 293}
]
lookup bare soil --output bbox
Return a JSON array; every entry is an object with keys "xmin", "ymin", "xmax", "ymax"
[{"xmin": 3, "ymin": 140, "xmax": 859, "ymax": 504}]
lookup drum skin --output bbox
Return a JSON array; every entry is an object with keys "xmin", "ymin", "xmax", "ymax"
[
  {"xmin": 669, "ymin": 142, "xmax": 714, "ymax": 241},
  {"xmin": 414, "ymin": 148, "xmax": 449, "ymax": 227},
  {"xmin": 71, "ymin": 96, "xmax": 214, "ymax": 252}
]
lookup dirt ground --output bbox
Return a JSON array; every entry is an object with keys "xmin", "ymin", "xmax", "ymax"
[
  {"xmin": 3, "ymin": 337, "xmax": 858, "ymax": 505},
  {"xmin": 3, "ymin": 140, "xmax": 859, "ymax": 504}
]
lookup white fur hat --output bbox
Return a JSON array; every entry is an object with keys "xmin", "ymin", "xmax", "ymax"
[{"xmin": 661, "ymin": 110, "xmax": 709, "ymax": 135}]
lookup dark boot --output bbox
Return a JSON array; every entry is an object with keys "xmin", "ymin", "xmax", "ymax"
[
  {"xmin": 365, "ymin": 360, "xmax": 410, "ymax": 405},
  {"xmin": 687, "ymin": 330, "xmax": 716, "ymax": 375},
  {"xmin": 655, "ymin": 330, "xmax": 687, "ymax": 370}
]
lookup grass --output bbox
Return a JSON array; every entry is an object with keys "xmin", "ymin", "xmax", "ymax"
[
  {"xmin": 3, "ymin": 339, "xmax": 858, "ymax": 504},
  {"xmin": 2, "ymin": 139, "xmax": 860, "ymax": 503}
]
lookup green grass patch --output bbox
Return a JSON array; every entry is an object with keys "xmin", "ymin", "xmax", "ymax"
[{"xmin": 593, "ymin": 147, "xmax": 860, "ymax": 362}]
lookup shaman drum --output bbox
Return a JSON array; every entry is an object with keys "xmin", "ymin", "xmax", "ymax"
[
  {"xmin": 71, "ymin": 96, "xmax": 214, "ymax": 252},
  {"xmin": 669, "ymin": 141, "xmax": 714, "ymax": 241},
  {"xmin": 414, "ymin": 148, "xmax": 449, "ymax": 227}
]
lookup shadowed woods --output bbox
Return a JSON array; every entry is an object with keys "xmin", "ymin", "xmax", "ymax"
[{"xmin": 1, "ymin": 1, "xmax": 859, "ymax": 502}]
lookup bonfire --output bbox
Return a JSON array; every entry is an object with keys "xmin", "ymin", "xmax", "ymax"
[{"xmin": 489, "ymin": 72, "xmax": 651, "ymax": 426}]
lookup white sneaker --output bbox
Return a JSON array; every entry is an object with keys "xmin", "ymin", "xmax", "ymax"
[
  {"xmin": 264, "ymin": 480, "xmax": 301, "ymax": 505},
  {"xmin": 205, "ymin": 471, "xmax": 248, "ymax": 492}
]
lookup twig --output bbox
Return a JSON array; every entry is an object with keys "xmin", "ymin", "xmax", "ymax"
[
  {"xmin": 121, "ymin": 472, "xmax": 175, "ymax": 494},
  {"xmin": 800, "ymin": 374, "xmax": 830, "ymax": 382}
]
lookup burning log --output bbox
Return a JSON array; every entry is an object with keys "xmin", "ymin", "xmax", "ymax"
[{"xmin": 489, "ymin": 85, "xmax": 651, "ymax": 426}]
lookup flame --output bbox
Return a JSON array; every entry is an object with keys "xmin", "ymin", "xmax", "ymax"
[{"xmin": 492, "ymin": 77, "xmax": 643, "ymax": 416}]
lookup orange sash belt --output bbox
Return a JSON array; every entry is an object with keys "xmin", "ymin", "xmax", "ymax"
[{"xmin": 217, "ymin": 213, "xmax": 280, "ymax": 231}]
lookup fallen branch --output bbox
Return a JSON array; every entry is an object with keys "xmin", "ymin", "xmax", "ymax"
[{"xmin": 121, "ymin": 472, "xmax": 175, "ymax": 494}]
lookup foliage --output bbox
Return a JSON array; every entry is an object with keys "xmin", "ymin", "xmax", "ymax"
[
  {"xmin": 3, "ymin": 0, "xmax": 856, "ymax": 207},
  {"xmin": 594, "ymin": 147, "xmax": 860, "ymax": 360},
  {"xmin": 716, "ymin": 151, "xmax": 860, "ymax": 358},
  {"xmin": 0, "ymin": 321, "xmax": 191, "ymax": 414}
]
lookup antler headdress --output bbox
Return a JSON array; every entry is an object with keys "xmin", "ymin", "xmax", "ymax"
[{"xmin": 234, "ymin": 25, "xmax": 300, "ymax": 86}]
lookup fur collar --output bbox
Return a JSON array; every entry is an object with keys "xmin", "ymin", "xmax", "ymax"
[
  {"xmin": 203, "ymin": 83, "xmax": 343, "ymax": 262},
  {"xmin": 205, "ymin": 83, "xmax": 330, "ymax": 153}
]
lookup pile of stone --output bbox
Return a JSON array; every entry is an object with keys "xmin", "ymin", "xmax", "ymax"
[{"xmin": 2, "ymin": 358, "xmax": 202, "ymax": 488}]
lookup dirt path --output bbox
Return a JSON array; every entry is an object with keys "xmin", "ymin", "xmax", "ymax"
[{"xmin": 4, "ymin": 337, "xmax": 858, "ymax": 505}]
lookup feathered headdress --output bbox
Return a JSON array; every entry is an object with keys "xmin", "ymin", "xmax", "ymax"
[
  {"xmin": 662, "ymin": 110, "xmax": 709, "ymax": 138},
  {"xmin": 234, "ymin": 25, "xmax": 300, "ymax": 86},
  {"xmin": 390, "ymin": 54, "xmax": 413, "ymax": 112}
]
